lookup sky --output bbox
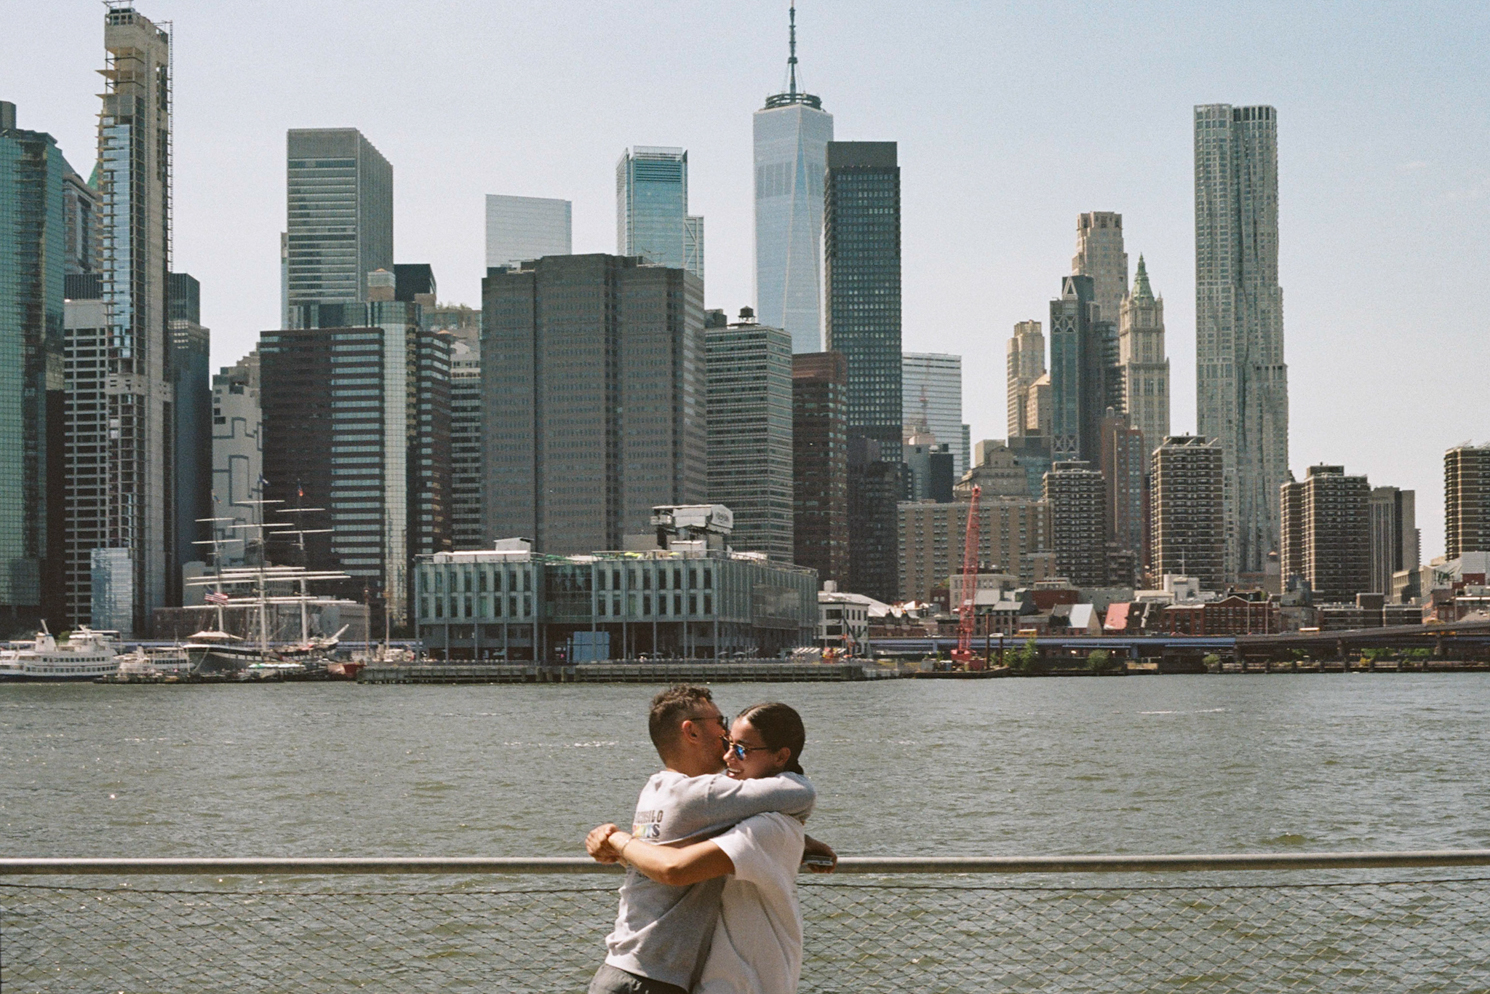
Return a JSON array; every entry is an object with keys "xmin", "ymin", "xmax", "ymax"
[{"xmin": 5, "ymin": 1, "xmax": 1487, "ymax": 560}]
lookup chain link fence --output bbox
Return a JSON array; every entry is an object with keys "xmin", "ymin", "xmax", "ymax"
[{"xmin": 3, "ymin": 858, "xmax": 1489, "ymax": 992}]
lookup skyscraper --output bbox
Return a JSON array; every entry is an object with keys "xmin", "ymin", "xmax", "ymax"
[
  {"xmin": 902, "ymin": 353, "xmax": 969, "ymax": 478},
  {"xmin": 1101, "ymin": 412, "xmax": 1147, "ymax": 582},
  {"xmin": 169, "ymin": 272, "xmax": 211, "ymax": 596},
  {"xmin": 1006, "ymin": 320, "xmax": 1045, "ymax": 438},
  {"xmin": 285, "ymin": 128, "xmax": 393, "ymax": 309},
  {"xmin": 259, "ymin": 272, "xmax": 451, "ymax": 626},
  {"xmin": 1445, "ymin": 443, "xmax": 1490, "ymax": 560},
  {"xmin": 825, "ymin": 141, "xmax": 901, "ymax": 447},
  {"xmin": 1118, "ymin": 256, "xmax": 1169, "ymax": 455},
  {"xmin": 705, "ymin": 308, "xmax": 794, "ymax": 560},
  {"xmin": 1195, "ymin": 104, "xmax": 1288, "ymax": 581},
  {"xmin": 616, "ymin": 147, "xmax": 703, "ymax": 280},
  {"xmin": 482, "ymin": 255, "xmax": 706, "ymax": 554},
  {"xmin": 1151, "ymin": 435, "xmax": 1225, "ymax": 591},
  {"xmin": 1368, "ymin": 486, "xmax": 1418, "ymax": 598},
  {"xmin": 1049, "ymin": 275, "xmax": 1120, "ymax": 465},
  {"xmin": 423, "ymin": 304, "xmax": 482, "ymax": 550},
  {"xmin": 62, "ymin": 6, "xmax": 174, "ymax": 634},
  {"xmin": 1279, "ymin": 465, "xmax": 1370, "ymax": 602},
  {"xmin": 1071, "ymin": 211, "xmax": 1129, "ymax": 327},
  {"xmin": 0, "ymin": 102, "xmax": 66, "ymax": 624},
  {"xmin": 792, "ymin": 352, "xmax": 849, "ymax": 585},
  {"xmin": 825, "ymin": 140, "xmax": 902, "ymax": 600},
  {"xmin": 753, "ymin": 2, "xmax": 833, "ymax": 352},
  {"xmin": 484, "ymin": 194, "xmax": 572, "ymax": 270}
]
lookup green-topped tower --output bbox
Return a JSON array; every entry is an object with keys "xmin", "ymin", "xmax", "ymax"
[{"xmin": 1118, "ymin": 255, "xmax": 1169, "ymax": 458}]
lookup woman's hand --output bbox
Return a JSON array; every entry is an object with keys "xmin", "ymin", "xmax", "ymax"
[{"xmin": 801, "ymin": 834, "xmax": 838, "ymax": 873}]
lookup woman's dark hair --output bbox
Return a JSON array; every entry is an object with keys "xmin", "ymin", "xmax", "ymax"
[{"xmin": 736, "ymin": 702, "xmax": 806, "ymax": 775}]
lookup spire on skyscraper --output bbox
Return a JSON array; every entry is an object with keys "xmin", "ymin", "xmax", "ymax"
[
  {"xmin": 1131, "ymin": 255, "xmax": 1154, "ymax": 301},
  {"xmin": 788, "ymin": 2, "xmax": 798, "ymax": 99},
  {"xmin": 765, "ymin": 2, "xmax": 821, "ymax": 109}
]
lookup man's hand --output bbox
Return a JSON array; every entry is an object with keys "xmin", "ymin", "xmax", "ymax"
[
  {"xmin": 587, "ymin": 823, "xmax": 623, "ymax": 863},
  {"xmin": 801, "ymin": 834, "xmax": 838, "ymax": 873}
]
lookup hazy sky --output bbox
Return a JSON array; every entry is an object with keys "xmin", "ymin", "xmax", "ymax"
[{"xmin": 6, "ymin": 1, "xmax": 1487, "ymax": 558}]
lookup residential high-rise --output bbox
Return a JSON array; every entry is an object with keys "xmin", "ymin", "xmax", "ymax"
[
  {"xmin": 259, "ymin": 272, "xmax": 452, "ymax": 626},
  {"xmin": 62, "ymin": 7, "xmax": 174, "ymax": 634},
  {"xmin": 1101, "ymin": 412, "xmax": 1146, "ymax": 582},
  {"xmin": 1006, "ymin": 320, "xmax": 1045, "ymax": 438},
  {"xmin": 705, "ymin": 308, "xmax": 794, "ymax": 560},
  {"xmin": 1195, "ymin": 104, "xmax": 1289, "ymax": 580},
  {"xmin": 169, "ymin": 273, "xmax": 211, "ymax": 594},
  {"xmin": 1151, "ymin": 435, "xmax": 1225, "ymax": 592},
  {"xmin": 285, "ymin": 128, "xmax": 393, "ymax": 309},
  {"xmin": 210, "ymin": 352, "xmax": 260, "ymax": 566},
  {"xmin": 1043, "ymin": 460, "xmax": 1106, "ymax": 588},
  {"xmin": 0, "ymin": 102, "xmax": 67, "ymax": 625},
  {"xmin": 1049, "ymin": 275, "xmax": 1120, "ymax": 465},
  {"xmin": 898, "ymin": 497, "xmax": 1054, "ymax": 603},
  {"xmin": 902, "ymin": 353, "xmax": 969, "ymax": 478},
  {"xmin": 753, "ymin": 2, "xmax": 833, "ymax": 352},
  {"xmin": 792, "ymin": 351, "xmax": 849, "ymax": 585},
  {"xmin": 1445, "ymin": 443, "xmax": 1490, "ymax": 559},
  {"xmin": 1071, "ymin": 211, "xmax": 1129, "ymax": 327},
  {"xmin": 616, "ymin": 147, "xmax": 703, "ymax": 280},
  {"xmin": 1279, "ymin": 465, "xmax": 1370, "ymax": 603},
  {"xmin": 1118, "ymin": 256, "xmax": 1169, "ymax": 455},
  {"xmin": 484, "ymin": 195, "xmax": 572, "ymax": 269},
  {"xmin": 825, "ymin": 141, "xmax": 901, "ymax": 448},
  {"xmin": 482, "ymin": 255, "xmax": 705, "ymax": 554},
  {"xmin": 1368, "ymin": 486, "xmax": 1418, "ymax": 599},
  {"xmin": 423, "ymin": 304, "xmax": 482, "ymax": 550}
]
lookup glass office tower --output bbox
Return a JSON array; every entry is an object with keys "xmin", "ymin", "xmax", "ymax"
[
  {"xmin": 285, "ymin": 128, "xmax": 393, "ymax": 309},
  {"xmin": 753, "ymin": 13, "xmax": 832, "ymax": 356},
  {"xmin": 0, "ymin": 102, "xmax": 66, "ymax": 620},
  {"xmin": 824, "ymin": 141, "xmax": 902, "ymax": 448},
  {"xmin": 616, "ymin": 147, "xmax": 703, "ymax": 280}
]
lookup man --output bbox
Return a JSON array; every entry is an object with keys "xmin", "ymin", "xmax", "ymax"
[{"xmin": 584, "ymin": 685, "xmax": 833, "ymax": 994}]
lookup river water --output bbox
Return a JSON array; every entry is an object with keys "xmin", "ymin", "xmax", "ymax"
[{"xmin": 3, "ymin": 674, "xmax": 1489, "ymax": 858}]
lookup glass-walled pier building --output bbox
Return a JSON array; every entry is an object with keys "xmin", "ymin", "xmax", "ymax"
[{"xmin": 414, "ymin": 546, "xmax": 817, "ymax": 662}]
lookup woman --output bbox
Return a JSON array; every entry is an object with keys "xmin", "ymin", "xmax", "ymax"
[{"xmin": 603, "ymin": 702, "xmax": 812, "ymax": 994}]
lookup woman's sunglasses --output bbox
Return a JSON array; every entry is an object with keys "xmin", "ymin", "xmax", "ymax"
[{"xmin": 725, "ymin": 740, "xmax": 773, "ymax": 760}]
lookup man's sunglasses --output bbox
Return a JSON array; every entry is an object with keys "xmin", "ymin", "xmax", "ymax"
[{"xmin": 725, "ymin": 740, "xmax": 774, "ymax": 760}]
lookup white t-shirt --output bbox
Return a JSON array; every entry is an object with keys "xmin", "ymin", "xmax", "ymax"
[{"xmin": 696, "ymin": 811, "xmax": 807, "ymax": 994}]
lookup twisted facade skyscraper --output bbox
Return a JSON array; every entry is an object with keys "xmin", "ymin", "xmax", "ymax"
[{"xmin": 1194, "ymin": 103, "xmax": 1288, "ymax": 581}]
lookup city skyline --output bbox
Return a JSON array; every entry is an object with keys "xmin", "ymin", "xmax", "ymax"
[{"xmin": 6, "ymin": 2, "xmax": 1487, "ymax": 559}]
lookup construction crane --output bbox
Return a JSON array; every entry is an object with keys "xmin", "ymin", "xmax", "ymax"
[{"xmin": 950, "ymin": 485, "xmax": 982, "ymax": 669}]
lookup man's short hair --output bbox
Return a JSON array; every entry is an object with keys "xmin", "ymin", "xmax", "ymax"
[{"xmin": 649, "ymin": 684, "xmax": 715, "ymax": 755}]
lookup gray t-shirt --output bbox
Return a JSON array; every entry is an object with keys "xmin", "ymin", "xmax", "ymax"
[{"xmin": 602, "ymin": 770, "xmax": 815, "ymax": 990}]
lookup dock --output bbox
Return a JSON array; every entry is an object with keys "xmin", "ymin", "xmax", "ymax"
[{"xmin": 358, "ymin": 661, "xmax": 900, "ymax": 684}]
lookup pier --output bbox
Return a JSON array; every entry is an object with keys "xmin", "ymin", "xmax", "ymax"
[{"xmin": 358, "ymin": 660, "xmax": 897, "ymax": 684}]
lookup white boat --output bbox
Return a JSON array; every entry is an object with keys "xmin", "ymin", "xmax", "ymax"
[{"xmin": 0, "ymin": 626, "xmax": 120, "ymax": 681}]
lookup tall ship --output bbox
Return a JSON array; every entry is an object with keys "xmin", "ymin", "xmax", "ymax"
[
  {"xmin": 0, "ymin": 626, "xmax": 121, "ymax": 681},
  {"xmin": 184, "ymin": 501, "xmax": 351, "ymax": 676}
]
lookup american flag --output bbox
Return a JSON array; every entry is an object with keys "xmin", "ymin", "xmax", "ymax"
[{"xmin": 205, "ymin": 591, "xmax": 230, "ymax": 605}]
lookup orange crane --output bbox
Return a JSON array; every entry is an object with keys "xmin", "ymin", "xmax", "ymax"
[{"xmin": 950, "ymin": 485, "xmax": 982, "ymax": 669}]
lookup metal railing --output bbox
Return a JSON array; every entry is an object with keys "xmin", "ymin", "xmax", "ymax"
[{"xmin": 4, "ymin": 851, "xmax": 1489, "ymax": 992}]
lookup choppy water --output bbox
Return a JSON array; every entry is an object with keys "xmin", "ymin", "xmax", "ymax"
[{"xmin": 3, "ymin": 674, "xmax": 1489, "ymax": 858}]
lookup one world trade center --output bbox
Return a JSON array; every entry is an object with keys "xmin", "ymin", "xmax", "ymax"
[{"xmin": 754, "ymin": 3, "xmax": 833, "ymax": 353}]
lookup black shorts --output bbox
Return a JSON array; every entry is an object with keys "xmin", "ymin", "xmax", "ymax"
[{"xmin": 588, "ymin": 963, "xmax": 689, "ymax": 994}]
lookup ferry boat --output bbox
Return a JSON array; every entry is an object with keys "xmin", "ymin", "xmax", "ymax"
[{"xmin": 0, "ymin": 626, "xmax": 121, "ymax": 681}]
